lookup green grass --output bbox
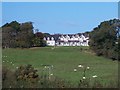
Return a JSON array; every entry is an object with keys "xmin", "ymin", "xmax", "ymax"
[{"xmin": 2, "ymin": 46, "xmax": 118, "ymax": 86}]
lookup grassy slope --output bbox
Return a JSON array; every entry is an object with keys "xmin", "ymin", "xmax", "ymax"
[{"xmin": 2, "ymin": 46, "xmax": 118, "ymax": 86}]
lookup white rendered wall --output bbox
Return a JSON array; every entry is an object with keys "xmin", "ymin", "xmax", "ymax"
[{"xmin": 47, "ymin": 40, "xmax": 55, "ymax": 46}]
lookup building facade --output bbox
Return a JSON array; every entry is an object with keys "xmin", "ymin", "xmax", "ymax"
[{"xmin": 44, "ymin": 34, "xmax": 89, "ymax": 46}]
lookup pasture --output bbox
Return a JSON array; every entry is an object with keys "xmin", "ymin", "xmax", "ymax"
[{"xmin": 2, "ymin": 46, "xmax": 118, "ymax": 87}]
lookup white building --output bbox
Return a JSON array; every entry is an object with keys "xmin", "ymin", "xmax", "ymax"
[
  {"xmin": 44, "ymin": 34, "xmax": 89, "ymax": 46},
  {"xmin": 44, "ymin": 37, "xmax": 55, "ymax": 46}
]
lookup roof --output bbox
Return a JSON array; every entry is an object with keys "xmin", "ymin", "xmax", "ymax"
[{"xmin": 44, "ymin": 34, "xmax": 89, "ymax": 41}]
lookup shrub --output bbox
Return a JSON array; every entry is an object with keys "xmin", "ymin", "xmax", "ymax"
[
  {"xmin": 15, "ymin": 64, "xmax": 39, "ymax": 83},
  {"xmin": 2, "ymin": 66, "xmax": 17, "ymax": 88},
  {"xmin": 2, "ymin": 64, "xmax": 118, "ymax": 88}
]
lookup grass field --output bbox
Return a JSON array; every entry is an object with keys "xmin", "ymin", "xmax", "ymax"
[{"xmin": 2, "ymin": 46, "xmax": 118, "ymax": 87}]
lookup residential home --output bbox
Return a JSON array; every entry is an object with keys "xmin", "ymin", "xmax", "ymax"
[{"xmin": 44, "ymin": 34, "xmax": 89, "ymax": 46}]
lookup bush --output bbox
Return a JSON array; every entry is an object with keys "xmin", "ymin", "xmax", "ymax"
[
  {"xmin": 2, "ymin": 65, "xmax": 71, "ymax": 88},
  {"xmin": 15, "ymin": 64, "xmax": 39, "ymax": 81},
  {"xmin": 2, "ymin": 66, "xmax": 17, "ymax": 88},
  {"xmin": 2, "ymin": 64, "xmax": 118, "ymax": 88}
]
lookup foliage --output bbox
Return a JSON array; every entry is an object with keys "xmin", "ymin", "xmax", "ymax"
[
  {"xmin": 32, "ymin": 32, "xmax": 46, "ymax": 47},
  {"xmin": 15, "ymin": 64, "xmax": 39, "ymax": 82},
  {"xmin": 2, "ymin": 63, "xmax": 118, "ymax": 88},
  {"xmin": 2, "ymin": 65, "xmax": 40, "ymax": 88},
  {"xmin": 2, "ymin": 65, "xmax": 71, "ymax": 88},
  {"xmin": 2, "ymin": 21, "xmax": 46, "ymax": 48},
  {"xmin": 2, "ymin": 66, "xmax": 17, "ymax": 88},
  {"xmin": 89, "ymin": 19, "xmax": 120, "ymax": 60}
]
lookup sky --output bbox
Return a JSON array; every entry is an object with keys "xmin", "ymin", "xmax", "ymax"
[
  {"xmin": 2, "ymin": 2, "xmax": 118, "ymax": 34},
  {"xmin": 1, "ymin": 0, "xmax": 120, "ymax": 2}
]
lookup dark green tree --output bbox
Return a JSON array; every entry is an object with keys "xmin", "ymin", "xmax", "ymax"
[
  {"xmin": 2, "ymin": 21, "xmax": 34, "ymax": 48},
  {"xmin": 32, "ymin": 32, "xmax": 46, "ymax": 47},
  {"xmin": 89, "ymin": 19, "xmax": 120, "ymax": 60},
  {"xmin": 2, "ymin": 26, "xmax": 16, "ymax": 48},
  {"xmin": 18, "ymin": 22, "xmax": 34, "ymax": 48}
]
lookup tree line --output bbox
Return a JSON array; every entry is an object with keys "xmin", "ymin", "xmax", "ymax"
[
  {"xmin": 1, "ymin": 19, "xmax": 120, "ymax": 60},
  {"xmin": 89, "ymin": 19, "xmax": 120, "ymax": 61},
  {"xmin": 2, "ymin": 21, "xmax": 46, "ymax": 48}
]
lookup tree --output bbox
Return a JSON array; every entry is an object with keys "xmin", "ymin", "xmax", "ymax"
[
  {"xmin": 44, "ymin": 33, "xmax": 51, "ymax": 37},
  {"xmin": 2, "ymin": 21, "xmax": 34, "ymax": 48},
  {"xmin": 32, "ymin": 32, "xmax": 46, "ymax": 47},
  {"xmin": 18, "ymin": 22, "xmax": 34, "ymax": 48},
  {"xmin": 9, "ymin": 21, "xmax": 20, "ymax": 31},
  {"xmin": 2, "ymin": 26, "xmax": 16, "ymax": 48},
  {"xmin": 89, "ymin": 19, "xmax": 120, "ymax": 60}
]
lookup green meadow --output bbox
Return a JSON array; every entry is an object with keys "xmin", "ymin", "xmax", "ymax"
[{"xmin": 2, "ymin": 46, "xmax": 118, "ymax": 86}]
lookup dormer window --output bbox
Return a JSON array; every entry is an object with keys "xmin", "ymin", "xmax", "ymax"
[
  {"xmin": 47, "ymin": 37, "xmax": 50, "ymax": 40},
  {"xmin": 43, "ymin": 37, "xmax": 46, "ymax": 41},
  {"xmin": 51, "ymin": 37, "xmax": 54, "ymax": 40}
]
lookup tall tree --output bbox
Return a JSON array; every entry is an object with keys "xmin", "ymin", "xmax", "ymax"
[
  {"xmin": 2, "ymin": 21, "xmax": 34, "ymax": 48},
  {"xmin": 89, "ymin": 19, "xmax": 120, "ymax": 60},
  {"xmin": 18, "ymin": 22, "xmax": 34, "ymax": 48}
]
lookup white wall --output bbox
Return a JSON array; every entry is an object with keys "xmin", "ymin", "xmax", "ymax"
[
  {"xmin": 45, "ymin": 35, "xmax": 89, "ymax": 46},
  {"xmin": 47, "ymin": 40, "xmax": 55, "ymax": 46}
]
